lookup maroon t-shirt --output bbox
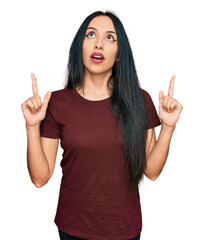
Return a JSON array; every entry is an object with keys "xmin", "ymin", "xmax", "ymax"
[{"xmin": 40, "ymin": 88, "xmax": 161, "ymax": 240}]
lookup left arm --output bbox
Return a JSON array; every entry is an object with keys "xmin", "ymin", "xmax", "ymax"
[
  {"xmin": 144, "ymin": 124, "xmax": 175, "ymax": 180},
  {"xmin": 144, "ymin": 75, "xmax": 183, "ymax": 180}
]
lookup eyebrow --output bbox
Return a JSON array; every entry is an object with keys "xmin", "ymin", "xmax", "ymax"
[{"xmin": 86, "ymin": 27, "xmax": 117, "ymax": 35}]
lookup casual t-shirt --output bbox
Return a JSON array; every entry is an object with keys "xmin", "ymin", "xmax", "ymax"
[{"xmin": 40, "ymin": 88, "xmax": 161, "ymax": 240}]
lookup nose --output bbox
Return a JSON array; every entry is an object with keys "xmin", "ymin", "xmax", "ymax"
[{"xmin": 95, "ymin": 37, "xmax": 103, "ymax": 50}]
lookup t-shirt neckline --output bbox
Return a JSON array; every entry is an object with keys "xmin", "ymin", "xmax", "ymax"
[{"xmin": 68, "ymin": 88, "xmax": 111, "ymax": 106}]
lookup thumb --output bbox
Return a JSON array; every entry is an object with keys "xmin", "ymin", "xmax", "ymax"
[
  {"xmin": 42, "ymin": 91, "xmax": 52, "ymax": 110},
  {"xmin": 159, "ymin": 90, "xmax": 164, "ymax": 107}
]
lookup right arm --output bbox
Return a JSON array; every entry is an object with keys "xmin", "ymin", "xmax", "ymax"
[
  {"xmin": 22, "ymin": 73, "xmax": 59, "ymax": 188},
  {"xmin": 26, "ymin": 123, "xmax": 59, "ymax": 188}
]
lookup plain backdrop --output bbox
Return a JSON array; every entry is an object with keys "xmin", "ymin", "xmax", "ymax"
[{"xmin": 0, "ymin": 0, "xmax": 203, "ymax": 239}]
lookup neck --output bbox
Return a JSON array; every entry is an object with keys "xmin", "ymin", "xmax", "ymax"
[{"xmin": 77, "ymin": 69, "xmax": 113, "ymax": 98}]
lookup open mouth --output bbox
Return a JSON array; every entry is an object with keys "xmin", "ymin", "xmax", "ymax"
[{"xmin": 90, "ymin": 52, "xmax": 105, "ymax": 63}]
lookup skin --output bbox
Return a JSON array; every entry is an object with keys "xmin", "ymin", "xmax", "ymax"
[
  {"xmin": 22, "ymin": 17, "xmax": 183, "ymax": 186},
  {"xmin": 21, "ymin": 73, "xmax": 57, "ymax": 187},
  {"xmin": 76, "ymin": 15, "xmax": 118, "ymax": 100},
  {"xmin": 144, "ymin": 75, "xmax": 183, "ymax": 180}
]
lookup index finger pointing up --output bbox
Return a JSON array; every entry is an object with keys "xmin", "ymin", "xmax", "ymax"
[
  {"xmin": 168, "ymin": 75, "xmax": 176, "ymax": 97},
  {"xmin": 31, "ymin": 73, "xmax": 38, "ymax": 96}
]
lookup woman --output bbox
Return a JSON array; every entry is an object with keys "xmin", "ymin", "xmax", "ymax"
[{"xmin": 21, "ymin": 11, "xmax": 183, "ymax": 240}]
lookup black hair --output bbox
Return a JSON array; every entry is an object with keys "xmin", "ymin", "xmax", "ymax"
[{"xmin": 63, "ymin": 11, "xmax": 154, "ymax": 195}]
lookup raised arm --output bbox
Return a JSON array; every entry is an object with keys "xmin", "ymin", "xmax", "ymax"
[
  {"xmin": 21, "ymin": 73, "xmax": 59, "ymax": 187},
  {"xmin": 144, "ymin": 75, "xmax": 183, "ymax": 180}
]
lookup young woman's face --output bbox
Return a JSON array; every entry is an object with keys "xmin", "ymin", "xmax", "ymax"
[{"xmin": 83, "ymin": 15, "xmax": 118, "ymax": 75}]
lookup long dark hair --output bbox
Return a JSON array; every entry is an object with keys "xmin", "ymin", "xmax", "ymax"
[{"xmin": 63, "ymin": 11, "xmax": 154, "ymax": 195}]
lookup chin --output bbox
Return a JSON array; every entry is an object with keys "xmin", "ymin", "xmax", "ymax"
[
  {"xmin": 90, "ymin": 69, "xmax": 112, "ymax": 76},
  {"xmin": 86, "ymin": 63, "xmax": 114, "ymax": 74},
  {"xmin": 85, "ymin": 65, "xmax": 111, "ymax": 75}
]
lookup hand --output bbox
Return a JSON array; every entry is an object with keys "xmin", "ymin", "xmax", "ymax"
[
  {"xmin": 21, "ymin": 73, "xmax": 52, "ymax": 127},
  {"xmin": 158, "ymin": 75, "xmax": 183, "ymax": 128}
]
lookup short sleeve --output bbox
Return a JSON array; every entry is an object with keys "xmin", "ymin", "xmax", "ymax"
[
  {"xmin": 142, "ymin": 89, "xmax": 162, "ymax": 130},
  {"xmin": 40, "ymin": 93, "xmax": 61, "ymax": 139}
]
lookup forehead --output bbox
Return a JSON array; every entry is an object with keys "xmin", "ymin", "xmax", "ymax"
[{"xmin": 87, "ymin": 16, "xmax": 115, "ymax": 31}]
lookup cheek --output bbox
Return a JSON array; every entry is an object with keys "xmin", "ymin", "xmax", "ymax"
[
  {"xmin": 82, "ymin": 45, "xmax": 89, "ymax": 64},
  {"xmin": 82, "ymin": 41, "xmax": 94, "ymax": 63},
  {"xmin": 107, "ymin": 47, "xmax": 118, "ymax": 64}
]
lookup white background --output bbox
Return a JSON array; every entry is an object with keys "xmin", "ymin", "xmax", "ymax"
[{"xmin": 0, "ymin": 0, "xmax": 203, "ymax": 239}]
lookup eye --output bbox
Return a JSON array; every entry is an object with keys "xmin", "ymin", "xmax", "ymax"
[
  {"xmin": 85, "ymin": 32, "xmax": 116, "ymax": 42},
  {"xmin": 106, "ymin": 35, "xmax": 115, "ymax": 41},
  {"xmin": 86, "ymin": 32, "xmax": 95, "ymax": 38}
]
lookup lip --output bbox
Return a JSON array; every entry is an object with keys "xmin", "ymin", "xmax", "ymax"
[
  {"xmin": 90, "ymin": 52, "xmax": 105, "ymax": 59},
  {"xmin": 90, "ymin": 52, "xmax": 105, "ymax": 63}
]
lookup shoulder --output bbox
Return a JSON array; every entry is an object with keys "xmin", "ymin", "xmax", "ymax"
[
  {"xmin": 46, "ymin": 88, "xmax": 72, "ymax": 111},
  {"xmin": 140, "ymin": 88, "xmax": 152, "ymax": 103},
  {"xmin": 49, "ymin": 88, "xmax": 74, "ymax": 103},
  {"xmin": 140, "ymin": 88, "xmax": 151, "ymax": 96},
  {"xmin": 51, "ymin": 88, "xmax": 70, "ymax": 99},
  {"xmin": 140, "ymin": 88, "xmax": 158, "ymax": 112}
]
